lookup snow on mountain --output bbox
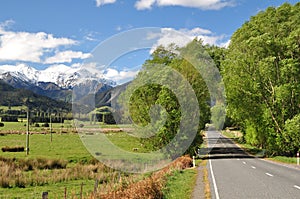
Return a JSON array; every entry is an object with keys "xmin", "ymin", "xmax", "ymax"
[
  {"xmin": 0, "ymin": 64, "xmax": 116, "ymax": 88},
  {"xmin": 0, "ymin": 64, "xmax": 39, "ymax": 83}
]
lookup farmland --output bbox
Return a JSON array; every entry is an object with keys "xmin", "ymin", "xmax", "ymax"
[{"xmin": 0, "ymin": 121, "xmax": 197, "ymax": 198}]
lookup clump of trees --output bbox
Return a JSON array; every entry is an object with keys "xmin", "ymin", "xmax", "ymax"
[
  {"xmin": 129, "ymin": 2, "xmax": 300, "ymax": 157},
  {"xmin": 222, "ymin": 2, "xmax": 300, "ymax": 156},
  {"xmin": 118, "ymin": 39, "xmax": 226, "ymax": 158}
]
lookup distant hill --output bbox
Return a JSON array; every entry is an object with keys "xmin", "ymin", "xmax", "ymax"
[
  {"xmin": 0, "ymin": 80, "xmax": 71, "ymax": 112},
  {"xmin": 1, "ymin": 73, "xmax": 72, "ymax": 102},
  {"xmin": 95, "ymin": 81, "xmax": 130, "ymax": 107}
]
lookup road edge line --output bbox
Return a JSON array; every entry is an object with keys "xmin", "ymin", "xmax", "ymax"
[{"xmin": 209, "ymin": 158, "xmax": 220, "ymax": 199}]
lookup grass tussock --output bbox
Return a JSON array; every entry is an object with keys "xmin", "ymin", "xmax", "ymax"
[{"xmin": 89, "ymin": 155, "xmax": 193, "ymax": 199}]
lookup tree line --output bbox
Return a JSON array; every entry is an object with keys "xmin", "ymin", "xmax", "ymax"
[
  {"xmin": 122, "ymin": 2, "xmax": 300, "ymax": 157},
  {"xmin": 223, "ymin": 2, "xmax": 300, "ymax": 156}
]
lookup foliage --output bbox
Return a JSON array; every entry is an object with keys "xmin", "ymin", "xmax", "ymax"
[
  {"xmin": 42, "ymin": 122, "xmax": 49, "ymax": 127},
  {"xmin": 222, "ymin": 2, "xmax": 300, "ymax": 155},
  {"xmin": 281, "ymin": 114, "xmax": 300, "ymax": 156},
  {"xmin": 119, "ymin": 41, "xmax": 214, "ymax": 157},
  {"xmin": 211, "ymin": 104, "xmax": 226, "ymax": 130}
]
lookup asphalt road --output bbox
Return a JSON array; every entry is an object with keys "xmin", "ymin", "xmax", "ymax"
[{"xmin": 204, "ymin": 131, "xmax": 300, "ymax": 199}]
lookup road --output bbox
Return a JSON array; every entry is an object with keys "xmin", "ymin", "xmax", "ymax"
[{"xmin": 204, "ymin": 131, "xmax": 300, "ymax": 199}]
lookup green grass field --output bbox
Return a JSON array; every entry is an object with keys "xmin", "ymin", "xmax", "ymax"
[
  {"xmin": 0, "ymin": 133, "xmax": 92, "ymax": 162},
  {"xmin": 0, "ymin": 121, "xmax": 197, "ymax": 198},
  {"xmin": 0, "ymin": 122, "xmax": 150, "ymax": 198}
]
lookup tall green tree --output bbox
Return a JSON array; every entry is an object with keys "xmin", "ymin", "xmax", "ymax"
[
  {"xmin": 118, "ymin": 40, "xmax": 215, "ymax": 157},
  {"xmin": 223, "ymin": 2, "xmax": 300, "ymax": 155}
]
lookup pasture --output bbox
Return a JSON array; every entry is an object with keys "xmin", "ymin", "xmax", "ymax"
[{"xmin": 0, "ymin": 121, "xmax": 197, "ymax": 198}]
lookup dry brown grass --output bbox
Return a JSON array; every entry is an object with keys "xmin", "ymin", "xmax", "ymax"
[
  {"xmin": 0, "ymin": 157, "xmax": 113, "ymax": 188},
  {"xmin": 88, "ymin": 155, "xmax": 193, "ymax": 199},
  {"xmin": 0, "ymin": 155, "xmax": 193, "ymax": 199}
]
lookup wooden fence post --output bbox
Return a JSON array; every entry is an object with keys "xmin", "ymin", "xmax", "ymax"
[
  {"xmin": 64, "ymin": 187, "xmax": 67, "ymax": 199},
  {"xmin": 80, "ymin": 182, "xmax": 84, "ymax": 199},
  {"xmin": 94, "ymin": 179, "xmax": 99, "ymax": 195},
  {"xmin": 42, "ymin": 192, "xmax": 48, "ymax": 199}
]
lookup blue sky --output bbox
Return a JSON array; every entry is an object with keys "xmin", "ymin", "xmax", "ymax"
[{"xmin": 0, "ymin": 0, "xmax": 298, "ymax": 84}]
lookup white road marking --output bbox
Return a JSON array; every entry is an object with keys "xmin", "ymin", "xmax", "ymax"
[
  {"xmin": 294, "ymin": 185, "xmax": 300, "ymax": 190},
  {"xmin": 209, "ymin": 158, "xmax": 220, "ymax": 199},
  {"xmin": 242, "ymin": 161, "xmax": 246, "ymax": 164},
  {"xmin": 251, "ymin": 166, "xmax": 256, "ymax": 169},
  {"xmin": 265, "ymin": 173, "xmax": 273, "ymax": 177}
]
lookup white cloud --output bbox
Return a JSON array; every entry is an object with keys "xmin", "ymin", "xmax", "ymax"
[
  {"xmin": 84, "ymin": 33, "xmax": 98, "ymax": 42},
  {"xmin": 103, "ymin": 68, "xmax": 139, "ymax": 84},
  {"xmin": 96, "ymin": 0, "xmax": 117, "ymax": 7},
  {"xmin": 135, "ymin": 0, "xmax": 156, "ymax": 10},
  {"xmin": 44, "ymin": 51, "xmax": 92, "ymax": 64},
  {"xmin": 0, "ymin": 26, "xmax": 77, "ymax": 63},
  {"xmin": 220, "ymin": 39, "xmax": 230, "ymax": 48},
  {"xmin": 135, "ymin": 0, "xmax": 235, "ymax": 10},
  {"xmin": 0, "ymin": 19, "xmax": 15, "ymax": 30},
  {"xmin": 149, "ymin": 27, "xmax": 229, "ymax": 53}
]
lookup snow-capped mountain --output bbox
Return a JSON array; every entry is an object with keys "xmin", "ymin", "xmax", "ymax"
[
  {"xmin": 0, "ymin": 64, "xmax": 116, "ymax": 103},
  {"xmin": 0, "ymin": 63, "xmax": 116, "ymax": 89}
]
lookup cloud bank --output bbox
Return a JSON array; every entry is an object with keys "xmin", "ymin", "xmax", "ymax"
[
  {"xmin": 149, "ymin": 27, "xmax": 229, "ymax": 53},
  {"xmin": 44, "ymin": 51, "xmax": 92, "ymax": 64},
  {"xmin": 135, "ymin": 0, "xmax": 235, "ymax": 10},
  {"xmin": 0, "ymin": 20, "xmax": 91, "ymax": 64},
  {"xmin": 95, "ymin": 0, "xmax": 235, "ymax": 10}
]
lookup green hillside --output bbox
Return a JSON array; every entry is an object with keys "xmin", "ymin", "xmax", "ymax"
[{"xmin": 0, "ymin": 80, "xmax": 71, "ymax": 113}]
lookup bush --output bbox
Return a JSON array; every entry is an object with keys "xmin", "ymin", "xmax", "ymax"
[
  {"xmin": 34, "ymin": 123, "xmax": 40, "ymax": 127},
  {"xmin": 1, "ymin": 146, "xmax": 25, "ymax": 152},
  {"xmin": 79, "ymin": 124, "xmax": 84, "ymax": 128},
  {"xmin": 1, "ymin": 116, "xmax": 18, "ymax": 122},
  {"xmin": 42, "ymin": 123, "xmax": 49, "ymax": 127},
  {"xmin": 0, "ymin": 122, "xmax": 4, "ymax": 127},
  {"xmin": 282, "ymin": 114, "xmax": 300, "ymax": 156}
]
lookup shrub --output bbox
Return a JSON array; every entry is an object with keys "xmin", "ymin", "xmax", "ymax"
[
  {"xmin": 42, "ymin": 123, "xmax": 49, "ymax": 127},
  {"xmin": 34, "ymin": 123, "xmax": 40, "ymax": 127},
  {"xmin": 0, "ymin": 122, "xmax": 4, "ymax": 127},
  {"xmin": 1, "ymin": 146, "xmax": 25, "ymax": 152}
]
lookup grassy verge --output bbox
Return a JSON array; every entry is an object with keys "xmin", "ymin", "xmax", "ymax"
[
  {"xmin": 267, "ymin": 156, "xmax": 298, "ymax": 165},
  {"xmin": 162, "ymin": 168, "xmax": 197, "ymax": 199}
]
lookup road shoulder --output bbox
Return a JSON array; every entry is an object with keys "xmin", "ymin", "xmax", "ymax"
[{"xmin": 191, "ymin": 160, "xmax": 208, "ymax": 199}]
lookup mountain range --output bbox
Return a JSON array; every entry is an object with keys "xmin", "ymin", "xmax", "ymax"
[
  {"xmin": 0, "ymin": 80, "xmax": 71, "ymax": 112},
  {"xmin": 0, "ymin": 64, "xmax": 115, "ymax": 89},
  {"xmin": 0, "ymin": 64, "xmax": 116, "ymax": 103}
]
